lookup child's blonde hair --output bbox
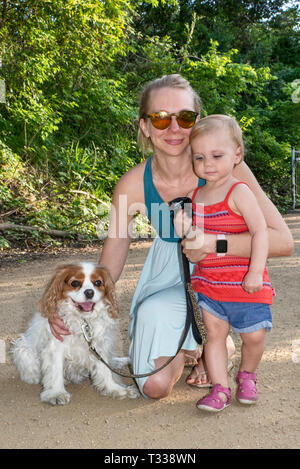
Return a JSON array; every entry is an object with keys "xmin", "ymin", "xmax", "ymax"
[
  {"xmin": 190, "ymin": 114, "xmax": 244, "ymax": 159},
  {"xmin": 138, "ymin": 74, "xmax": 201, "ymax": 153}
]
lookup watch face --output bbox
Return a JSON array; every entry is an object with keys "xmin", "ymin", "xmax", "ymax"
[{"xmin": 216, "ymin": 239, "xmax": 228, "ymax": 253}]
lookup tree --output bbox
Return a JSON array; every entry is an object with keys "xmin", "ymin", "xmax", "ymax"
[{"xmin": 0, "ymin": 0, "xmax": 298, "ymax": 248}]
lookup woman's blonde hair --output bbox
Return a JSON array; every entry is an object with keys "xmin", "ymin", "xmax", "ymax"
[
  {"xmin": 190, "ymin": 114, "xmax": 244, "ymax": 159},
  {"xmin": 138, "ymin": 74, "xmax": 201, "ymax": 153}
]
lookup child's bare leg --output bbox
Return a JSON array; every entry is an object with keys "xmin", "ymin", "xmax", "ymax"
[
  {"xmin": 202, "ymin": 309, "xmax": 231, "ymax": 388},
  {"xmin": 239, "ymin": 329, "xmax": 266, "ymax": 373},
  {"xmin": 186, "ymin": 332, "xmax": 235, "ymax": 386}
]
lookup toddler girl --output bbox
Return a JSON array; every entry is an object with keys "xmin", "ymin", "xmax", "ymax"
[{"xmin": 187, "ymin": 115, "xmax": 274, "ymax": 412}]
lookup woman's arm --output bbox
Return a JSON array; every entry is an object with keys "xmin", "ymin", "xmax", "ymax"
[
  {"xmin": 182, "ymin": 162, "xmax": 294, "ymax": 262},
  {"xmin": 99, "ymin": 177, "xmax": 132, "ymax": 282},
  {"xmin": 234, "ymin": 162, "xmax": 294, "ymax": 257},
  {"xmin": 49, "ymin": 165, "xmax": 145, "ymax": 341},
  {"xmin": 100, "ymin": 237, "xmax": 132, "ymax": 283},
  {"xmin": 99, "ymin": 166, "xmax": 145, "ymax": 281}
]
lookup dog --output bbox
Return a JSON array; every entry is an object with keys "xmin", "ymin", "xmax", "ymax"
[{"xmin": 11, "ymin": 262, "xmax": 139, "ymax": 405}]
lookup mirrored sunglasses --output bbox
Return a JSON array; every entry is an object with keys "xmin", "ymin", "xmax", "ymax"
[{"xmin": 143, "ymin": 110, "xmax": 198, "ymax": 130}]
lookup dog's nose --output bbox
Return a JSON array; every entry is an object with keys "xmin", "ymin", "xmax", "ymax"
[{"xmin": 84, "ymin": 289, "xmax": 94, "ymax": 299}]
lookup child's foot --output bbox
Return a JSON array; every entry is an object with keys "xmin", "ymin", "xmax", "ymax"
[
  {"xmin": 236, "ymin": 371, "xmax": 258, "ymax": 405},
  {"xmin": 196, "ymin": 384, "xmax": 231, "ymax": 412}
]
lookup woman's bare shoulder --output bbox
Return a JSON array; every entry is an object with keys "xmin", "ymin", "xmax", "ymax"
[
  {"xmin": 113, "ymin": 159, "xmax": 147, "ymax": 202},
  {"xmin": 233, "ymin": 162, "xmax": 263, "ymax": 194},
  {"xmin": 120, "ymin": 159, "xmax": 147, "ymax": 181}
]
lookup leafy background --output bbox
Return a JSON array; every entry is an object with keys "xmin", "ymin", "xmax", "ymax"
[{"xmin": 0, "ymin": 0, "xmax": 299, "ymax": 248}]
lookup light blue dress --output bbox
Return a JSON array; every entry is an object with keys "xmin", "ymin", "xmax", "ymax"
[{"xmin": 128, "ymin": 157, "xmax": 205, "ymax": 396}]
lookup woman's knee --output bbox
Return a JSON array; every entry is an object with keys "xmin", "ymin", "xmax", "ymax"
[
  {"xmin": 143, "ymin": 375, "xmax": 171, "ymax": 399},
  {"xmin": 142, "ymin": 353, "xmax": 184, "ymax": 399}
]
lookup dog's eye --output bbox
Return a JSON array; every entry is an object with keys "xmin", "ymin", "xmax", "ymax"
[
  {"xmin": 94, "ymin": 280, "xmax": 102, "ymax": 287},
  {"xmin": 71, "ymin": 280, "xmax": 81, "ymax": 288}
]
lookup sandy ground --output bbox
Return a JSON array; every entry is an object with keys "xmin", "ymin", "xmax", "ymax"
[{"xmin": 0, "ymin": 213, "xmax": 299, "ymax": 450}]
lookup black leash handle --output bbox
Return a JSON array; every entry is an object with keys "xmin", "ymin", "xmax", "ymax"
[
  {"xmin": 181, "ymin": 246, "xmax": 208, "ymax": 345},
  {"xmin": 169, "ymin": 197, "xmax": 208, "ymax": 346}
]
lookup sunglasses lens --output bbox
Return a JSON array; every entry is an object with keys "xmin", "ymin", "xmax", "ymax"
[
  {"xmin": 150, "ymin": 112, "xmax": 171, "ymax": 130},
  {"xmin": 147, "ymin": 111, "xmax": 197, "ymax": 129},
  {"xmin": 177, "ymin": 111, "xmax": 197, "ymax": 128}
]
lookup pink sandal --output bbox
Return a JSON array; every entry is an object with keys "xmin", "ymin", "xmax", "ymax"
[
  {"xmin": 196, "ymin": 384, "xmax": 231, "ymax": 412},
  {"xmin": 236, "ymin": 371, "xmax": 258, "ymax": 405}
]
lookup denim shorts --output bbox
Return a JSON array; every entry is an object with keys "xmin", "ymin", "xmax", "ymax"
[{"xmin": 196, "ymin": 292, "xmax": 272, "ymax": 333}]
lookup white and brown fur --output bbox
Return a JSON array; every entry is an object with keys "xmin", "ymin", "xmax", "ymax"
[{"xmin": 11, "ymin": 262, "xmax": 139, "ymax": 405}]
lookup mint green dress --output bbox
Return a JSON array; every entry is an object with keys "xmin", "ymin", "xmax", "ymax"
[{"xmin": 128, "ymin": 157, "xmax": 205, "ymax": 396}]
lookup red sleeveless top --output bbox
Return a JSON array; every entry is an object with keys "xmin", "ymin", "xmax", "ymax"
[{"xmin": 191, "ymin": 182, "xmax": 274, "ymax": 304}]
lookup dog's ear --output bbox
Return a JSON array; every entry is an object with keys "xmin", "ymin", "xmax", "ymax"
[
  {"xmin": 99, "ymin": 267, "xmax": 119, "ymax": 318},
  {"xmin": 38, "ymin": 265, "xmax": 71, "ymax": 320}
]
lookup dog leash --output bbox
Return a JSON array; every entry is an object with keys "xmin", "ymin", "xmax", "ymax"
[
  {"xmin": 81, "ymin": 311, "xmax": 191, "ymax": 379},
  {"xmin": 81, "ymin": 197, "xmax": 207, "ymax": 380}
]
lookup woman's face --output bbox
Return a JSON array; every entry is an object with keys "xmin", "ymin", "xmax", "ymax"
[{"xmin": 140, "ymin": 87, "xmax": 197, "ymax": 159}]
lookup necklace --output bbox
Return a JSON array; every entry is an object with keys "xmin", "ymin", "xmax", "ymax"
[{"xmin": 152, "ymin": 157, "xmax": 196, "ymax": 190}]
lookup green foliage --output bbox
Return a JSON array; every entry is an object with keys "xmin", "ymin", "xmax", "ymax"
[
  {"xmin": 0, "ymin": 0, "xmax": 299, "ymax": 248},
  {"xmin": 0, "ymin": 139, "xmax": 112, "ymax": 247}
]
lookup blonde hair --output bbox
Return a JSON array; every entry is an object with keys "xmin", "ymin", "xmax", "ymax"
[
  {"xmin": 138, "ymin": 74, "xmax": 201, "ymax": 153},
  {"xmin": 190, "ymin": 114, "xmax": 244, "ymax": 159}
]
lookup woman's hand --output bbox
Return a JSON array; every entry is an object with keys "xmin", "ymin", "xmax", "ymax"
[
  {"xmin": 173, "ymin": 207, "xmax": 193, "ymax": 239},
  {"xmin": 181, "ymin": 226, "xmax": 216, "ymax": 263},
  {"xmin": 49, "ymin": 313, "xmax": 70, "ymax": 342}
]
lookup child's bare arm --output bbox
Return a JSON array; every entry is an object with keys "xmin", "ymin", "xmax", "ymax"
[{"xmin": 230, "ymin": 184, "xmax": 269, "ymax": 293}]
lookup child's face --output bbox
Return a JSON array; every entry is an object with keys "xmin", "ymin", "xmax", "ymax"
[{"xmin": 191, "ymin": 128, "xmax": 242, "ymax": 182}]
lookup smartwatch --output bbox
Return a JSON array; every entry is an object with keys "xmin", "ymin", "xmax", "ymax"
[{"xmin": 216, "ymin": 234, "xmax": 227, "ymax": 257}]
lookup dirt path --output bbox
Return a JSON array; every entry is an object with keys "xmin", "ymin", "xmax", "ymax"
[{"xmin": 0, "ymin": 214, "xmax": 299, "ymax": 449}]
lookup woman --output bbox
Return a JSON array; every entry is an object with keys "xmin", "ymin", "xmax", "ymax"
[{"xmin": 50, "ymin": 74, "xmax": 293, "ymax": 399}]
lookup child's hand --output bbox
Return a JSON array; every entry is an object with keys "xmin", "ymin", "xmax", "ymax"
[{"xmin": 242, "ymin": 271, "xmax": 263, "ymax": 293}]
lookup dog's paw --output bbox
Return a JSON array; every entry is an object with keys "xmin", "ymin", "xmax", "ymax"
[
  {"xmin": 102, "ymin": 384, "xmax": 139, "ymax": 400},
  {"xmin": 126, "ymin": 384, "xmax": 140, "ymax": 399},
  {"xmin": 40, "ymin": 389, "xmax": 71, "ymax": 406},
  {"xmin": 19, "ymin": 372, "xmax": 40, "ymax": 385}
]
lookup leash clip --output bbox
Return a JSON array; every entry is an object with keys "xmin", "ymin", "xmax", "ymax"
[{"xmin": 81, "ymin": 320, "xmax": 93, "ymax": 344}]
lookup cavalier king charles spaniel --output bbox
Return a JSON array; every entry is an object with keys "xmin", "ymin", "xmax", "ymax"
[{"xmin": 12, "ymin": 262, "xmax": 139, "ymax": 405}]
